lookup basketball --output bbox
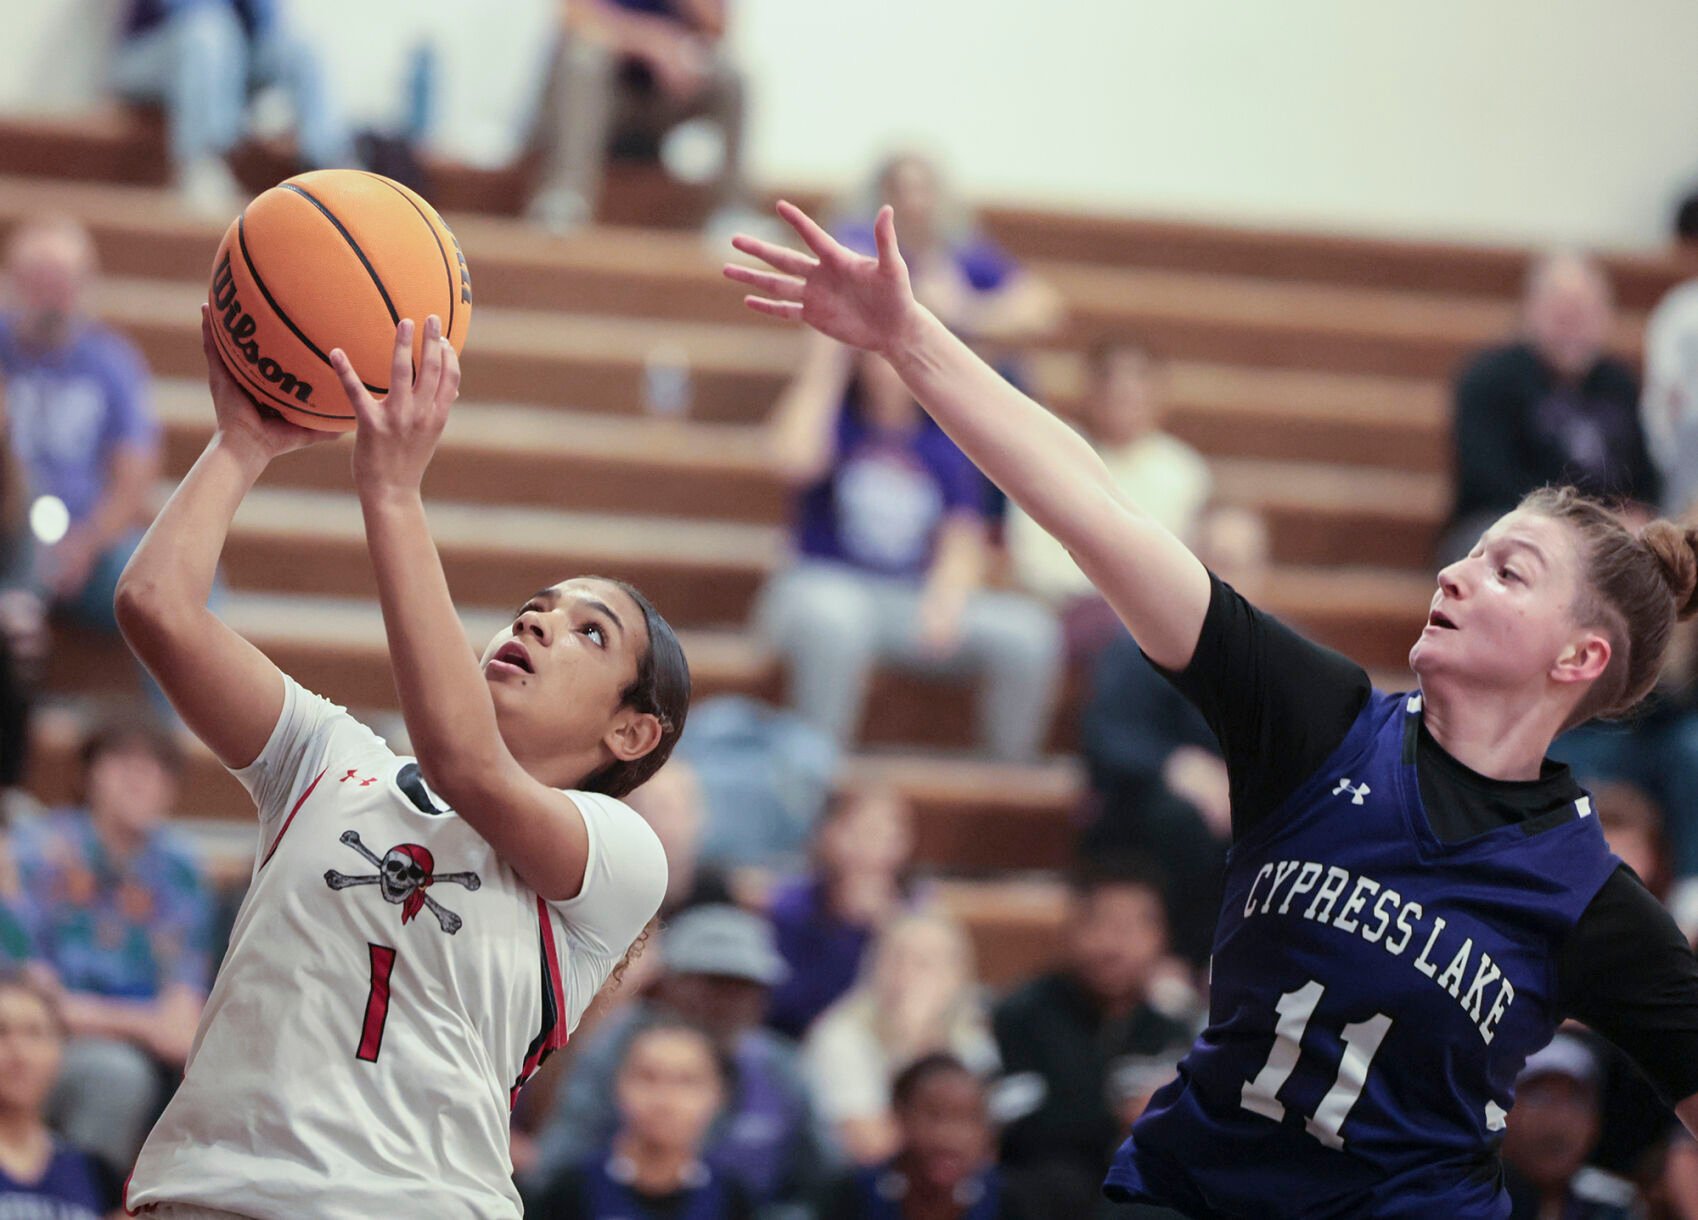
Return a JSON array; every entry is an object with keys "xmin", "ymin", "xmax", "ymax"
[{"xmin": 206, "ymin": 169, "xmax": 473, "ymax": 431}]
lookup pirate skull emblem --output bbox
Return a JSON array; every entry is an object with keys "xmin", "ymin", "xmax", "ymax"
[{"xmin": 325, "ymin": 830, "xmax": 481, "ymax": 934}]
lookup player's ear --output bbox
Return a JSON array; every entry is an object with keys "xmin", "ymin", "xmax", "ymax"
[
  {"xmin": 1551, "ymin": 630, "xmax": 1611, "ymax": 686},
  {"xmin": 604, "ymin": 708, "xmax": 663, "ymax": 764}
]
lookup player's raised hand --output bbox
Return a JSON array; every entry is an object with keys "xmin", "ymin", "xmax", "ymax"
[
  {"xmin": 200, "ymin": 306, "xmax": 333, "ymax": 462},
  {"xmin": 725, "ymin": 203, "xmax": 921, "ymax": 356},
  {"xmin": 332, "ymin": 315, "xmax": 461, "ymax": 497}
]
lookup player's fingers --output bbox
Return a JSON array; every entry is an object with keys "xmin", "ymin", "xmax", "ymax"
[
  {"xmin": 744, "ymin": 296, "xmax": 804, "ymax": 322},
  {"xmin": 414, "ymin": 315, "xmax": 445, "ymax": 406},
  {"xmin": 722, "ymin": 264, "xmax": 805, "ymax": 300},
  {"xmin": 730, "ymin": 234, "xmax": 817, "ymax": 277},
  {"xmin": 329, "ymin": 348, "xmax": 380, "ymax": 428},
  {"xmin": 776, "ymin": 200, "xmax": 843, "ymax": 262},
  {"xmin": 388, "ymin": 318, "xmax": 416, "ymax": 400},
  {"xmin": 873, "ymin": 205, "xmax": 904, "ymax": 271},
  {"xmin": 435, "ymin": 339, "xmax": 461, "ymax": 411}
]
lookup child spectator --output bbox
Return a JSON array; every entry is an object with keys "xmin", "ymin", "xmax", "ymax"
[
  {"xmin": 1008, "ymin": 340, "xmax": 1212, "ymax": 658},
  {"xmin": 765, "ymin": 786, "xmax": 917, "ymax": 1040},
  {"xmin": 524, "ymin": 1018, "xmax": 756, "ymax": 1220},
  {"xmin": 111, "ymin": 0, "xmax": 356, "ymax": 216},
  {"xmin": 991, "ymin": 859, "xmax": 1192, "ymax": 1216},
  {"xmin": 0, "ymin": 973, "xmax": 119, "ymax": 1217},
  {"xmin": 820, "ymin": 1053, "xmax": 1040, "ymax": 1220},
  {"xmin": 12, "ymin": 719, "xmax": 212, "ymax": 1172},
  {"xmin": 756, "ymin": 337, "xmax": 1061, "ymax": 761},
  {"xmin": 803, "ymin": 911, "xmax": 998, "ymax": 1167},
  {"xmin": 1501, "ymin": 1033, "xmax": 1641, "ymax": 1220}
]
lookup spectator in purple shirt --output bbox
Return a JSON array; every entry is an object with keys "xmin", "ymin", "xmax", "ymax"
[
  {"xmin": 0, "ymin": 973, "xmax": 119, "ymax": 1217},
  {"xmin": 764, "ymin": 786, "xmax": 917, "ymax": 1040},
  {"xmin": 0, "ymin": 218, "xmax": 161, "ymax": 639},
  {"xmin": 755, "ymin": 336, "xmax": 1061, "ymax": 761},
  {"xmin": 12, "ymin": 718, "xmax": 212, "ymax": 1173},
  {"xmin": 112, "ymin": 0, "xmax": 355, "ymax": 217}
]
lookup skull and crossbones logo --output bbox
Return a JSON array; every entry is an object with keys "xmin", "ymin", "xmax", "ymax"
[{"xmin": 324, "ymin": 830, "xmax": 481, "ymax": 934}]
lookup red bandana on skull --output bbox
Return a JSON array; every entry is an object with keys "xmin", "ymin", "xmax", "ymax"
[{"xmin": 394, "ymin": 843, "xmax": 436, "ymax": 925}]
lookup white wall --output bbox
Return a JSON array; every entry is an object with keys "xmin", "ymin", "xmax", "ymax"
[{"xmin": 6, "ymin": 0, "xmax": 1698, "ymax": 249}]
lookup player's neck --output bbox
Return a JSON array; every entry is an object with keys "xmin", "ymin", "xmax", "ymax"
[
  {"xmin": 1419, "ymin": 684, "xmax": 1557, "ymax": 782},
  {"xmin": 614, "ymin": 1132, "xmax": 696, "ymax": 1194}
]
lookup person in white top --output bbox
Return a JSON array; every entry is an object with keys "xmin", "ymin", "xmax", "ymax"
[
  {"xmin": 1005, "ymin": 338, "xmax": 1212, "ymax": 658},
  {"xmin": 113, "ymin": 310, "xmax": 687, "ymax": 1219}
]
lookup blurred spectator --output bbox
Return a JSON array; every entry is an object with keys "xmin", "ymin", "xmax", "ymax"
[
  {"xmin": 0, "ymin": 379, "xmax": 41, "ymax": 791},
  {"xmin": 819, "ymin": 1052, "xmax": 1041, "ymax": 1220},
  {"xmin": 1442, "ymin": 251, "xmax": 1658, "ymax": 563},
  {"xmin": 112, "ymin": 0, "xmax": 356, "ymax": 217},
  {"xmin": 626, "ymin": 759, "xmax": 710, "ymax": 915},
  {"xmin": 0, "ymin": 218, "xmax": 161, "ymax": 638},
  {"xmin": 528, "ymin": 0, "xmax": 747, "ymax": 235},
  {"xmin": 765, "ymin": 786, "xmax": 916, "ymax": 1041},
  {"xmin": 1007, "ymin": 339, "xmax": 1212, "ymax": 658},
  {"xmin": 1078, "ymin": 505, "xmax": 1269, "ymax": 963},
  {"xmin": 526, "ymin": 904, "xmax": 828, "ymax": 1218},
  {"xmin": 673, "ymin": 696, "xmax": 838, "ymax": 873},
  {"xmin": 756, "ymin": 337, "xmax": 1062, "ymax": 762},
  {"xmin": 802, "ymin": 910, "xmax": 998, "ymax": 1167},
  {"xmin": 1502, "ymin": 1033, "xmax": 1641, "ymax": 1220},
  {"xmin": 1640, "ymin": 275, "xmax": 1698, "ymax": 517},
  {"xmin": 12, "ymin": 719, "xmax": 211, "ymax": 1172},
  {"xmin": 836, "ymin": 154, "xmax": 1064, "ymax": 351},
  {"xmin": 0, "ymin": 972, "xmax": 120, "ymax": 1216},
  {"xmin": 991, "ymin": 859, "xmax": 1190, "ymax": 1214},
  {"xmin": 1592, "ymin": 782, "xmax": 1673, "ymax": 902},
  {"xmin": 524, "ymin": 1018, "xmax": 756, "ymax": 1220}
]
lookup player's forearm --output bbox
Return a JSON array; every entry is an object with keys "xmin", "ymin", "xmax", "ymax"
[
  {"xmin": 115, "ymin": 434, "xmax": 257, "ymax": 645},
  {"xmin": 357, "ymin": 489, "xmax": 508, "ymax": 796},
  {"xmin": 885, "ymin": 308, "xmax": 1210, "ymax": 669}
]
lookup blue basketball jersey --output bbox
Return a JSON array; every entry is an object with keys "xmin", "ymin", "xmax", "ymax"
[{"xmin": 1105, "ymin": 690, "xmax": 1619, "ymax": 1219}]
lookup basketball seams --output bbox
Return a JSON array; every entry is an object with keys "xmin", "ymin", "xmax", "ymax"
[
  {"xmin": 358, "ymin": 171, "xmax": 458, "ymax": 344},
  {"xmin": 236, "ymin": 214, "xmax": 386, "ymax": 397},
  {"xmin": 281, "ymin": 184, "xmax": 404, "ymax": 331}
]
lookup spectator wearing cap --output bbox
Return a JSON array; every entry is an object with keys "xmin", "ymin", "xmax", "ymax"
[
  {"xmin": 1501, "ymin": 1033, "xmax": 1641, "ymax": 1220},
  {"xmin": 990, "ymin": 860, "xmax": 1191, "ymax": 1217},
  {"xmin": 11, "ymin": 718, "xmax": 211, "ymax": 1174},
  {"xmin": 525, "ymin": 904, "xmax": 830, "ymax": 1219}
]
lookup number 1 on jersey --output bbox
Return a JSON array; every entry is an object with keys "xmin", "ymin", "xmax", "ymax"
[
  {"xmin": 358, "ymin": 944, "xmax": 397, "ymax": 1062},
  {"xmin": 1240, "ymin": 979, "xmax": 1393, "ymax": 1151}
]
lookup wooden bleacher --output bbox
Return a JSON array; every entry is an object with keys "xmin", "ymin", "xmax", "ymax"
[{"xmin": 8, "ymin": 111, "xmax": 1698, "ymax": 985}]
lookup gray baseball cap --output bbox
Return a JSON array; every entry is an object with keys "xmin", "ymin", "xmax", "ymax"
[{"xmin": 661, "ymin": 904, "xmax": 790, "ymax": 987}]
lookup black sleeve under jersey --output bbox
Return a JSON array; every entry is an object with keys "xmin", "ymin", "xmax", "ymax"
[
  {"xmin": 1559, "ymin": 865, "xmax": 1698, "ymax": 1106},
  {"xmin": 1156, "ymin": 572, "xmax": 1374, "ymax": 841}
]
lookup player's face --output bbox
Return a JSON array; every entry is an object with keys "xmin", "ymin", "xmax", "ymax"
[
  {"xmin": 1500, "ymin": 1073, "xmax": 1599, "ymax": 1189},
  {"xmin": 897, "ymin": 1070, "xmax": 991, "ymax": 1193},
  {"xmin": 480, "ymin": 577, "xmax": 653, "ymax": 772},
  {"xmin": 0, "ymin": 989, "xmax": 62, "ymax": 1116},
  {"xmin": 1069, "ymin": 885, "xmax": 1168, "ymax": 1007},
  {"xmin": 1410, "ymin": 510, "xmax": 1603, "ymax": 700},
  {"xmin": 615, "ymin": 1028, "xmax": 724, "ymax": 1152}
]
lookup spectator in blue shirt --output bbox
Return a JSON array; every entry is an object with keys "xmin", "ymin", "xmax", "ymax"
[
  {"xmin": 0, "ymin": 218, "xmax": 161, "ymax": 640},
  {"xmin": 111, "ymin": 0, "xmax": 355, "ymax": 216},
  {"xmin": 755, "ymin": 337, "xmax": 1061, "ymax": 761},
  {"xmin": 0, "ymin": 973, "xmax": 119, "ymax": 1216},
  {"xmin": 12, "ymin": 719, "xmax": 212, "ymax": 1173}
]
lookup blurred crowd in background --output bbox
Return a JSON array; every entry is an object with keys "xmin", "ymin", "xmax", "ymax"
[{"xmin": 4, "ymin": 1, "xmax": 1698, "ymax": 1218}]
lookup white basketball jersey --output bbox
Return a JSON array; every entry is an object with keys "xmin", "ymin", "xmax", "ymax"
[{"xmin": 126, "ymin": 677, "xmax": 667, "ymax": 1219}]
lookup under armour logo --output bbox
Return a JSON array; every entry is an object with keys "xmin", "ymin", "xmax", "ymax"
[
  {"xmin": 340, "ymin": 769, "xmax": 377, "ymax": 788},
  {"xmin": 1332, "ymin": 777, "xmax": 1371, "ymax": 805}
]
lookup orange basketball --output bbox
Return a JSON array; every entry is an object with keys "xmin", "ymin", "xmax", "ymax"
[{"xmin": 207, "ymin": 170, "xmax": 472, "ymax": 431}]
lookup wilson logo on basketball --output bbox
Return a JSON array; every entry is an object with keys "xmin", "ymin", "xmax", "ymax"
[
  {"xmin": 451, "ymin": 231, "xmax": 473, "ymax": 307},
  {"xmin": 211, "ymin": 254, "xmax": 316, "ymax": 405}
]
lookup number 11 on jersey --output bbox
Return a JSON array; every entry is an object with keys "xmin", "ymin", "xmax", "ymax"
[{"xmin": 1240, "ymin": 979, "xmax": 1394, "ymax": 1151}]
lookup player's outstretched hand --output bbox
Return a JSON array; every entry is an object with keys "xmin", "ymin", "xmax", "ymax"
[
  {"xmin": 332, "ymin": 314, "xmax": 461, "ymax": 498},
  {"xmin": 725, "ymin": 202, "xmax": 921, "ymax": 356},
  {"xmin": 201, "ymin": 305, "xmax": 333, "ymax": 462}
]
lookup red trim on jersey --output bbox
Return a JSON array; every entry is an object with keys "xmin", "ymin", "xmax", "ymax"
[
  {"xmin": 122, "ymin": 1171, "xmax": 135, "ymax": 1215},
  {"xmin": 260, "ymin": 766, "xmax": 328, "ymax": 869},
  {"xmin": 510, "ymin": 896, "xmax": 569, "ymax": 1107}
]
